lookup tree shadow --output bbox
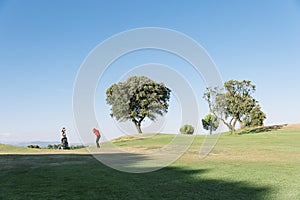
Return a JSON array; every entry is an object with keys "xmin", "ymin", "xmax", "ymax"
[
  {"xmin": 238, "ymin": 124, "xmax": 287, "ymax": 135},
  {"xmin": 0, "ymin": 154, "xmax": 271, "ymax": 200}
]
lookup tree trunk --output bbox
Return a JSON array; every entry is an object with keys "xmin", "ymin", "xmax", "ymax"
[
  {"xmin": 231, "ymin": 127, "xmax": 236, "ymax": 135},
  {"xmin": 238, "ymin": 118, "xmax": 244, "ymax": 129},
  {"xmin": 132, "ymin": 118, "xmax": 143, "ymax": 134},
  {"xmin": 134, "ymin": 122, "xmax": 142, "ymax": 134},
  {"xmin": 231, "ymin": 118, "xmax": 238, "ymax": 135},
  {"xmin": 218, "ymin": 117, "xmax": 231, "ymax": 134}
]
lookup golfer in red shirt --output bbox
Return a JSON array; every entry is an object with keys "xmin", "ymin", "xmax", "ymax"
[{"xmin": 93, "ymin": 128, "xmax": 101, "ymax": 148}]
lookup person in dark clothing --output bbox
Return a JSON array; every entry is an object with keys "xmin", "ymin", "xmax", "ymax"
[{"xmin": 61, "ymin": 127, "xmax": 69, "ymax": 149}]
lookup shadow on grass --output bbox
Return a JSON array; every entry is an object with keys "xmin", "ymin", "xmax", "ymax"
[
  {"xmin": 238, "ymin": 124, "xmax": 287, "ymax": 135},
  {"xmin": 0, "ymin": 154, "xmax": 270, "ymax": 200}
]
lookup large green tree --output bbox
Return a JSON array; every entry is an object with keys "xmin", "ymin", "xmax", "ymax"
[
  {"xmin": 106, "ymin": 76, "xmax": 171, "ymax": 134},
  {"xmin": 204, "ymin": 80, "xmax": 266, "ymax": 134}
]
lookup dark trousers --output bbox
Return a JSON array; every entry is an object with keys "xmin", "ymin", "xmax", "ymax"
[{"xmin": 96, "ymin": 135, "xmax": 100, "ymax": 148}]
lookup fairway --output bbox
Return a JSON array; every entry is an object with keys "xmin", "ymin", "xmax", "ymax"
[{"xmin": 1, "ymin": 129, "xmax": 300, "ymax": 199}]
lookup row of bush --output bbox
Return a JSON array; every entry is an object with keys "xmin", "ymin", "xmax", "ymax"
[
  {"xmin": 27, "ymin": 145, "xmax": 40, "ymax": 149},
  {"xmin": 27, "ymin": 144, "xmax": 87, "ymax": 149},
  {"xmin": 47, "ymin": 144, "xmax": 87, "ymax": 149}
]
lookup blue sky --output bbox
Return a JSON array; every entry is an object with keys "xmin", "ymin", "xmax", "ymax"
[{"xmin": 1, "ymin": 0, "xmax": 300, "ymax": 144}]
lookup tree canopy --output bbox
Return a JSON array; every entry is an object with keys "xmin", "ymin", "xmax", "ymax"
[
  {"xmin": 180, "ymin": 124, "xmax": 194, "ymax": 135},
  {"xmin": 243, "ymin": 104, "xmax": 266, "ymax": 128},
  {"xmin": 202, "ymin": 114, "xmax": 219, "ymax": 135},
  {"xmin": 106, "ymin": 76, "xmax": 171, "ymax": 134},
  {"xmin": 204, "ymin": 80, "xmax": 266, "ymax": 134}
]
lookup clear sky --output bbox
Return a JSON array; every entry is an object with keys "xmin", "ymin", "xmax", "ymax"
[{"xmin": 1, "ymin": 0, "xmax": 300, "ymax": 144}]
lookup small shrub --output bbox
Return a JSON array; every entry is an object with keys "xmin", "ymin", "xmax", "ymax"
[
  {"xmin": 46, "ymin": 144, "xmax": 86, "ymax": 150},
  {"xmin": 46, "ymin": 144, "xmax": 61, "ymax": 149},
  {"xmin": 70, "ymin": 145, "xmax": 87, "ymax": 150},
  {"xmin": 180, "ymin": 124, "xmax": 194, "ymax": 135},
  {"xmin": 27, "ymin": 145, "xmax": 40, "ymax": 149}
]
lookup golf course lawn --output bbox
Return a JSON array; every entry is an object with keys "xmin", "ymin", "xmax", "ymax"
[{"xmin": 0, "ymin": 129, "xmax": 299, "ymax": 199}]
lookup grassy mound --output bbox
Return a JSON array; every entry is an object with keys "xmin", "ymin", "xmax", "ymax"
[
  {"xmin": 0, "ymin": 129, "xmax": 299, "ymax": 199},
  {"xmin": 0, "ymin": 143, "xmax": 27, "ymax": 152}
]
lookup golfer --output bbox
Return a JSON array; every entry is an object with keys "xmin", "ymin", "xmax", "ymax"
[
  {"xmin": 93, "ymin": 128, "xmax": 101, "ymax": 148},
  {"xmin": 61, "ymin": 127, "xmax": 66, "ymax": 137}
]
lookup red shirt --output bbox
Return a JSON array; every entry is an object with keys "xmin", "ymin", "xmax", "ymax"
[{"xmin": 93, "ymin": 129, "xmax": 100, "ymax": 136}]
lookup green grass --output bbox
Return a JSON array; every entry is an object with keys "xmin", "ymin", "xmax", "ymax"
[
  {"xmin": 0, "ymin": 129, "xmax": 299, "ymax": 199},
  {"xmin": 0, "ymin": 144, "xmax": 27, "ymax": 152}
]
